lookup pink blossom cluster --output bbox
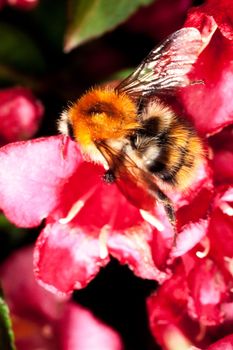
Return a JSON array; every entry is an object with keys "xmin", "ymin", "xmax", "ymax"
[
  {"xmin": 0, "ymin": 247, "xmax": 123, "ymax": 350},
  {"xmin": 0, "ymin": 0, "xmax": 233, "ymax": 349}
]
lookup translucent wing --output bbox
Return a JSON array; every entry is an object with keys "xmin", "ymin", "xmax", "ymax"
[
  {"xmin": 97, "ymin": 141, "xmax": 176, "ymax": 227},
  {"xmin": 117, "ymin": 27, "xmax": 202, "ymax": 97}
]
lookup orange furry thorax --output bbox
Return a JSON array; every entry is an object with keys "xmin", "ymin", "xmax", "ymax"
[{"xmin": 68, "ymin": 87, "xmax": 139, "ymax": 146}]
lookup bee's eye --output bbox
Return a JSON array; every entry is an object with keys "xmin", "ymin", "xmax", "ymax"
[
  {"xmin": 86, "ymin": 103, "xmax": 102, "ymax": 115},
  {"xmin": 85, "ymin": 102, "xmax": 116, "ymax": 117}
]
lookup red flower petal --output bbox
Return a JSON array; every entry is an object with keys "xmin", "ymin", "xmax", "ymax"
[
  {"xmin": 0, "ymin": 0, "xmax": 6, "ymax": 9},
  {"xmin": 180, "ymin": 30, "xmax": 233, "ymax": 137},
  {"xmin": 208, "ymin": 190, "xmax": 233, "ymax": 276},
  {"xmin": 212, "ymin": 150, "xmax": 233, "ymax": 185},
  {"xmin": 0, "ymin": 136, "xmax": 82, "ymax": 227},
  {"xmin": 147, "ymin": 265, "xmax": 200, "ymax": 349},
  {"xmin": 181, "ymin": 2, "xmax": 233, "ymax": 137},
  {"xmin": 202, "ymin": 0, "xmax": 233, "ymax": 41},
  {"xmin": 51, "ymin": 162, "xmax": 146, "ymax": 232},
  {"xmin": 210, "ymin": 127, "xmax": 233, "ymax": 185},
  {"xmin": 187, "ymin": 259, "xmax": 227, "ymax": 326},
  {"xmin": 34, "ymin": 221, "xmax": 110, "ymax": 296}
]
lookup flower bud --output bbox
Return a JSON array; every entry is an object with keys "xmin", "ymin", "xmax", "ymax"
[
  {"xmin": 7, "ymin": 0, "xmax": 38, "ymax": 10},
  {"xmin": 0, "ymin": 87, "xmax": 43, "ymax": 145}
]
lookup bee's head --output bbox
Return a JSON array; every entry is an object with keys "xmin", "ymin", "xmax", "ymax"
[{"xmin": 62, "ymin": 87, "xmax": 138, "ymax": 147}]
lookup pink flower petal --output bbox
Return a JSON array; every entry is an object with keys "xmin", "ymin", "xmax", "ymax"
[
  {"xmin": 60, "ymin": 304, "xmax": 123, "ymax": 350},
  {"xmin": 0, "ymin": 136, "xmax": 82, "ymax": 227},
  {"xmin": 108, "ymin": 222, "xmax": 168, "ymax": 283},
  {"xmin": 171, "ymin": 219, "xmax": 208, "ymax": 258},
  {"xmin": 0, "ymin": 246, "xmax": 63, "ymax": 321},
  {"xmin": 0, "ymin": 246, "xmax": 122, "ymax": 350},
  {"xmin": 34, "ymin": 221, "xmax": 110, "ymax": 296}
]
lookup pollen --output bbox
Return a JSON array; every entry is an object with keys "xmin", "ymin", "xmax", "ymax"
[{"xmin": 68, "ymin": 87, "xmax": 139, "ymax": 147}]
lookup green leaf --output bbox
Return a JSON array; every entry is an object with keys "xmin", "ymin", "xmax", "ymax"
[
  {"xmin": 0, "ymin": 214, "xmax": 25, "ymax": 238},
  {"xmin": 0, "ymin": 22, "xmax": 46, "ymax": 76},
  {"xmin": 65, "ymin": 0, "xmax": 154, "ymax": 52},
  {"xmin": 0, "ymin": 289, "xmax": 16, "ymax": 350},
  {"xmin": 109, "ymin": 67, "xmax": 134, "ymax": 80}
]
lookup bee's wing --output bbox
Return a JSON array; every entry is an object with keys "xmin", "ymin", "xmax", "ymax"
[
  {"xmin": 97, "ymin": 141, "xmax": 176, "ymax": 226},
  {"xmin": 117, "ymin": 27, "xmax": 202, "ymax": 97}
]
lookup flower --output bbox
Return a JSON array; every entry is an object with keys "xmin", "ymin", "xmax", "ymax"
[
  {"xmin": 0, "ymin": 0, "xmax": 229, "ymax": 317},
  {"xmin": 0, "ymin": 23, "xmax": 214, "ymax": 298},
  {"xmin": 0, "ymin": 0, "xmax": 233, "ymax": 347},
  {"xmin": 0, "ymin": 246, "xmax": 123, "ymax": 350},
  {"xmin": 0, "ymin": 135, "xmax": 170, "ymax": 295},
  {"xmin": 0, "ymin": 0, "xmax": 6, "ymax": 9},
  {"xmin": 0, "ymin": 87, "xmax": 43, "ymax": 146},
  {"xmin": 6, "ymin": 0, "xmax": 39, "ymax": 10},
  {"xmin": 0, "ymin": 125, "xmax": 211, "ymax": 296},
  {"xmin": 182, "ymin": 0, "xmax": 233, "ymax": 137},
  {"xmin": 147, "ymin": 1, "xmax": 233, "ymax": 349}
]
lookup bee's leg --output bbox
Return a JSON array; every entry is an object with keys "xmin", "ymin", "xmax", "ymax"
[
  {"xmin": 102, "ymin": 169, "xmax": 116, "ymax": 184},
  {"xmin": 153, "ymin": 187, "xmax": 177, "ymax": 244},
  {"xmin": 157, "ymin": 189, "xmax": 176, "ymax": 224}
]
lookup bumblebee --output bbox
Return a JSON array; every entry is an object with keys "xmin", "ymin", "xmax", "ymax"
[{"xmin": 58, "ymin": 28, "xmax": 204, "ymax": 230}]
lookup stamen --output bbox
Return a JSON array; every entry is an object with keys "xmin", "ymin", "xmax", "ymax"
[
  {"xmin": 99, "ymin": 224, "xmax": 110, "ymax": 259},
  {"xmin": 59, "ymin": 185, "xmax": 98, "ymax": 224},
  {"xmin": 163, "ymin": 326, "xmax": 195, "ymax": 350},
  {"xmin": 140, "ymin": 209, "xmax": 164, "ymax": 232},
  {"xmin": 220, "ymin": 202, "xmax": 233, "ymax": 216},
  {"xmin": 224, "ymin": 256, "xmax": 233, "ymax": 276},
  {"xmin": 195, "ymin": 323, "xmax": 206, "ymax": 342},
  {"xmin": 98, "ymin": 199, "xmax": 119, "ymax": 259},
  {"xmin": 196, "ymin": 237, "xmax": 210, "ymax": 258}
]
